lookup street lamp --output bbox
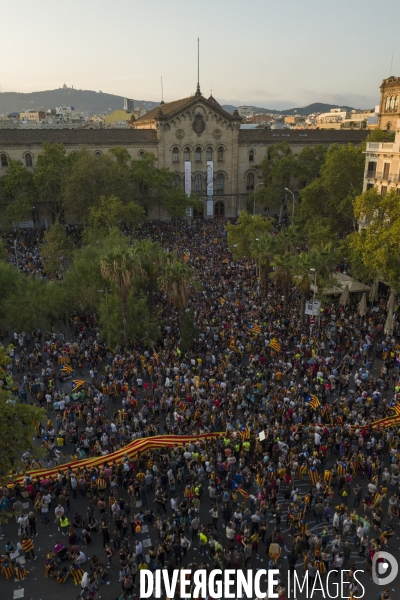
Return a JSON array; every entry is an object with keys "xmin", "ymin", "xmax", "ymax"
[
  {"xmin": 254, "ymin": 183, "xmax": 263, "ymax": 216},
  {"xmin": 284, "ymin": 187, "xmax": 295, "ymax": 221},
  {"xmin": 310, "ymin": 268, "xmax": 317, "ymax": 320},
  {"xmin": 13, "ymin": 240, "xmax": 19, "ymax": 271},
  {"xmin": 98, "ymin": 288, "xmax": 110, "ymax": 345}
]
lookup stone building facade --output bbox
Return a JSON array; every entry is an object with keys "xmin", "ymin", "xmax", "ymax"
[
  {"xmin": 0, "ymin": 88, "xmax": 368, "ymax": 225},
  {"xmin": 363, "ymin": 118, "xmax": 400, "ymax": 195},
  {"xmin": 378, "ymin": 76, "xmax": 400, "ymax": 131}
]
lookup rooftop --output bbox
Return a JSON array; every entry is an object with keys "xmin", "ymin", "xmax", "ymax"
[{"xmin": 0, "ymin": 128, "xmax": 158, "ymax": 146}]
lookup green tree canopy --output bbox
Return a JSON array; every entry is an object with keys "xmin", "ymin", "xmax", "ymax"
[{"xmin": 226, "ymin": 211, "xmax": 272, "ymax": 259}]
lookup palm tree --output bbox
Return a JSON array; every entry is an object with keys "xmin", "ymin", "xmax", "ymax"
[
  {"xmin": 131, "ymin": 240, "xmax": 164, "ymax": 309},
  {"xmin": 271, "ymin": 251, "xmax": 296, "ymax": 314},
  {"xmin": 159, "ymin": 260, "xmax": 194, "ymax": 316},
  {"xmin": 100, "ymin": 248, "xmax": 137, "ymax": 353},
  {"xmin": 275, "ymin": 224, "xmax": 301, "ymax": 253},
  {"xmin": 250, "ymin": 233, "xmax": 277, "ymax": 295}
]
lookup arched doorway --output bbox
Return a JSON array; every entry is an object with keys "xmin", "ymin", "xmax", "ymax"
[
  {"xmin": 193, "ymin": 206, "xmax": 204, "ymax": 218},
  {"xmin": 214, "ymin": 201, "xmax": 225, "ymax": 217}
]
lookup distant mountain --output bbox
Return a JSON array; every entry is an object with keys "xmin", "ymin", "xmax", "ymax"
[
  {"xmin": 0, "ymin": 87, "xmax": 159, "ymax": 116},
  {"xmin": 221, "ymin": 102, "xmax": 359, "ymax": 116},
  {"xmin": 0, "ymin": 87, "xmax": 361, "ymax": 118}
]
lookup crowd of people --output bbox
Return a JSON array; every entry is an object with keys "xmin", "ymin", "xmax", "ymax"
[{"xmin": 1, "ymin": 218, "xmax": 400, "ymax": 600}]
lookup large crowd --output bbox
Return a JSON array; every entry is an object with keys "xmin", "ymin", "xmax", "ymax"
[{"xmin": 0, "ymin": 218, "xmax": 399, "ymax": 600}]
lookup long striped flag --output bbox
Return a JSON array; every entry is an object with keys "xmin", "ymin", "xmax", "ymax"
[
  {"xmin": 60, "ymin": 364, "xmax": 73, "ymax": 373},
  {"xmin": 324, "ymin": 470, "xmax": 332, "ymax": 485},
  {"xmin": 183, "ymin": 252, "xmax": 189, "ymax": 262}
]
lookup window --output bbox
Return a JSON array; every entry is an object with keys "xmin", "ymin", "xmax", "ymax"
[
  {"xmin": 397, "ymin": 188, "xmax": 400, "ymax": 196},
  {"xmin": 172, "ymin": 174, "xmax": 181, "ymax": 188},
  {"xmin": 214, "ymin": 201, "xmax": 225, "ymax": 217},
  {"xmin": 25, "ymin": 153, "xmax": 33, "ymax": 167},
  {"xmin": 383, "ymin": 163, "xmax": 390, "ymax": 179},
  {"xmin": 217, "ymin": 146, "xmax": 224, "ymax": 162},
  {"xmin": 366, "ymin": 183, "xmax": 374, "ymax": 190},
  {"xmin": 367, "ymin": 161, "xmax": 377, "ymax": 176},
  {"xmin": 172, "ymin": 147, "xmax": 179, "ymax": 163},
  {"xmin": 216, "ymin": 173, "xmax": 224, "ymax": 193},
  {"xmin": 206, "ymin": 147, "xmax": 213, "ymax": 161},
  {"xmin": 381, "ymin": 185, "xmax": 388, "ymax": 195},
  {"xmin": 387, "ymin": 122, "xmax": 392, "ymax": 131},
  {"xmin": 138, "ymin": 151, "xmax": 145, "ymax": 159},
  {"xmin": 94, "ymin": 151, "xmax": 102, "ymax": 158},
  {"xmin": 195, "ymin": 147, "xmax": 202, "ymax": 162},
  {"xmin": 1, "ymin": 153, "xmax": 8, "ymax": 167},
  {"xmin": 249, "ymin": 150, "xmax": 254, "ymax": 162},
  {"xmin": 246, "ymin": 173, "xmax": 254, "ymax": 190},
  {"xmin": 194, "ymin": 173, "xmax": 203, "ymax": 193},
  {"xmin": 184, "ymin": 147, "xmax": 190, "ymax": 162}
]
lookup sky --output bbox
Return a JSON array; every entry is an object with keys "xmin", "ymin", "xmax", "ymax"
[{"xmin": 1, "ymin": 0, "xmax": 400, "ymax": 110}]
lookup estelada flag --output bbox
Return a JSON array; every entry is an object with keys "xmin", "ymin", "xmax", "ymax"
[
  {"xmin": 324, "ymin": 470, "xmax": 332, "ymax": 485},
  {"xmin": 269, "ymin": 338, "xmax": 281, "ymax": 352},
  {"xmin": 248, "ymin": 323, "xmax": 262, "ymax": 334},
  {"xmin": 71, "ymin": 380, "xmax": 86, "ymax": 391},
  {"xmin": 308, "ymin": 467, "xmax": 319, "ymax": 486},
  {"xmin": 183, "ymin": 252, "xmax": 189, "ymax": 262},
  {"xmin": 61, "ymin": 364, "xmax": 73, "ymax": 373},
  {"xmin": 220, "ymin": 297, "xmax": 226, "ymax": 305}
]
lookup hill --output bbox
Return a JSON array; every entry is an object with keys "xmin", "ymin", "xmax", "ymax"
[
  {"xmin": 0, "ymin": 87, "xmax": 359, "ymax": 117},
  {"xmin": 0, "ymin": 87, "xmax": 159, "ymax": 116},
  {"xmin": 221, "ymin": 102, "xmax": 358, "ymax": 116}
]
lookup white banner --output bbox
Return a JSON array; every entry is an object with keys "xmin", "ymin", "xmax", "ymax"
[
  {"xmin": 206, "ymin": 160, "xmax": 213, "ymax": 197},
  {"xmin": 207, "ymin": 200, "xmax": 214, "ymax": 216},
  {"xmin": 184, "ymin": 161, "xmax": 191, "ymax": 197},
  {"xmin": 305, "ymin": 300, "xmax": 321, "ymax": 316}
]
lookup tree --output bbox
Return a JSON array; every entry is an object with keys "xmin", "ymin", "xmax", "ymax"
[
  {"xmin": 159, "ymin": 259, "xmax": 194, "ymax": 316},
  {"xmin": 131, "ymin": 240, "xmax": 165, "ymax": 309},
  {"xmin": 255, "ymin": 142, "xmax": 296, "ymax": 210},
  {"xmin": 271, "ymin": 252, "xmax": 295, "ymax": 314},
  {"xmin": 34, "ymin": 143, "xmax": 72, "ymax": 223},
  {"xmin": 297, "ymin": 143, "xmax": 365, "ymax": 237},
  {"xmin": 130, "ymin": 152, "xmax": 174, "ymax": 210},
  {"xmin": 294, "ymin": 145, "xmax": 328, "ymax": 189},
  {"xmin": 226, "ymin": 211, "xmax": 272, "ymax": 259},
  {"xmin": 350, "ymin": 188, "xmax": 400, "ymax": 289},
  {"xmin": 250, "ymin": 233, "xmax": 277, "ymax": 295},
  {"xmin": 180, "ymin": 307, "xmax": 198, "ymax": 352},
  {"xmin": 0, "ymin": 159, "xmax": 36, "ymax": 226},
  {"xmin": 162, "ymin": 188, "xmax": 202, "ymax": 223},
  {"xmin": 88, "ymin": 195, "xmax": 146, "ymax": 232},
  {"xmin": 100, "ymin": 248, "xmax": 137, "ymax": 353},
  {"xmin": 63, "ymin": 148, "xmax": 132, "ymax": 222},
  {"xmin": 41, "ymin": 223, "xmax": 74, "ymax": 277},
  {"xmin": 97, "ymin": 289, "xmax": 158, "ymax": 348},
  {"xmin": 0, "ymin": 344, "xmax": 46, "ymax": 485},
  {"xmin": 364, "ymin": 128, "xmax": 395, "ymax": 147},
  {"xmin": 293, "ymin": 251, "xmax": 315, "ymax": 323}
]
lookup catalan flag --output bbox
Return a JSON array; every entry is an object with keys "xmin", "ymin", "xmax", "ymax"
[
  {"xmin": 235, "ymin": 298, "xmax": 240, "ymax": 306},
  {"xmin": 231, "ymin": 480, "xmax": 250, "ymax": 499},
  {"xmin": 305, "ymin": 394, "xmax": 320, "ymax": 411},
  {"xmin": 240, "ymin": 424, "xmax": 251, "ymax": 440},
  {"xmin": 229, "ymin": 336, "xmax": 235, "ymax": 349},
  {"xmin": 308, "ymin": 467, "xmax": 319, "ymax": 486},
  {"xmin": 390, "ymin": 400, "xmax": 400, "ymax": 416},
  {"xmin": 220, "ymin": 297, "xmax": 226, "ymax": 305},
  {"xmin": 324, "ymin": 470, "xmax": 332, "ymax": 485},
  {"xmin": 269, "ymin": 338, "xmax": 281, "ymax": 352},
  {"xmin": 298, "ymin": 464, "xmax": 308, "ymax": 479},
  {"xmin": 153, "ymin": 348, "xmax": 159, "ymax": 361},
  {"xmin": 268, "ymin": 466, "xmax": 275, "ymax": 481},
  {"xmin": 183, "ymin": 252, "xmax": 189, "ymax": 262},
  {"xmin": 71, "ymin": 380, "xmax": 86, "ymax": 391},
  {"xmin": 248, "ymin": 323, "xmax": 262, "ymax": 335},
  {"xmin": 222, "ymin": 258, "xmax": 228, "ymax": 264},
  {"xmin": 60, "ymin": 364, "xmax": 73, "ymax": 373}
]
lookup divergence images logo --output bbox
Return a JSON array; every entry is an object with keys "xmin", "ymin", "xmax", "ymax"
[{"xmin": 372, "ymin": 551, "xmax": 398, "ymax": 586}]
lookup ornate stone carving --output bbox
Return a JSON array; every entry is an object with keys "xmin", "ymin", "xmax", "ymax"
[
  {"xmin": 213, "ymin": 129, "xmax": 222, "ymax": 140},
  {"xmin": 193, "ymin": 114, "xmax": 206, "ymax": 135},
  {"xmin": 176, "ymin": 129, "xmax": 185, "ymax": 140}
]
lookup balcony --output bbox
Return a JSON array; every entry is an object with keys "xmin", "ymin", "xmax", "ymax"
[
  {"xmin": 364, "ymin": 171, "xmax": 377, "ymax": 178},
  {"xmin": 366, "ymin": 142, "xmax": 398, "ymax": 152},
  {"xmin": 389, "ymin": 174, "xmax": 399, "ymax": 182}
]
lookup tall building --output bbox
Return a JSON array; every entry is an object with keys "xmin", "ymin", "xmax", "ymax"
[{"xmin": 363, "ymin": 118, "xmax": 400, "ymax": 195}]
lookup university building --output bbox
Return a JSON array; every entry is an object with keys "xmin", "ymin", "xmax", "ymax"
[{"xmin": 0, "ymin": 84, "xmax": 369, "ymax": 225}]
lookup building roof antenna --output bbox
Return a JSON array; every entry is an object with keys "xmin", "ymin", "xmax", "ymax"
[
  {"xmin": 160, "ymin": 76, "xmax": 164, "ymax": 105},
  {"xmin": 390, "ymin": 50, "xmax": 394, "ymax": 76},
  {"xmin": 195, "ymin": 38, "xmax": 201, "ymax": 96}
]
